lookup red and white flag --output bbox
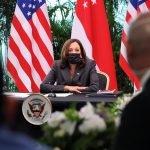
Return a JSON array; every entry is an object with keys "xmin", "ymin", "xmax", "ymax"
[
  {"xmin": 71, "ymin": 0, "xmax": 117, "ymax": 90},
  {"xmin": 119, "ymin": 0, "xmax": 150, "ymax": 90},
  {"xmin": 7, "ymin": 0, "xmax": 54, "ymax": 92}
]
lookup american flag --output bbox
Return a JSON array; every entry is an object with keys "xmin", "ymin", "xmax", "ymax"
[
  {"xmin": 119, "ymin": 0, "xmax": 150, "ymax": 90},
  {"xmin": 7, "ymin": 0, "xmax": 54, "ymax": 92}
]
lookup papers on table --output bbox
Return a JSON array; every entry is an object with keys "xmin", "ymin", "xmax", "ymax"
[
  {"xmin": 56, "ymin": 93, "xmax": 73, "ymax": 97},
  {"xmin": 4, "ymin": 92, "xmax": 30, "ymax": 98},
  {"xmin": 45, "ymin": 93, "xmax": 73, "ymax": 98},
  {"xmin": 4, "ymin": 92, "xmax": 73, "ymax": 98},
  {"xmin": 97, "ymin": 89, "xmax": 116, "ymax": 94}
]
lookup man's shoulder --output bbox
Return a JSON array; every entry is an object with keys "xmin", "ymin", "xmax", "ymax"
[{"xmin": 123, "ymin": 90, "xmax": 150, "ymax": 115}]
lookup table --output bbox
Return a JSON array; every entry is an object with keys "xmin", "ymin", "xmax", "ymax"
[
  {"xmin": 49, "ymin": 93, "xmax": 117, "ymax": 102},
  {"xmin": 48, "ymin": 92, "xmax": 118, "ymax": 111},
  {"xmin": 4, "ymin": 92, "xmax": 119, "ymax": 111},
  {"xmin": 4, "ymin": 92, "xmax": 118, "ymax": 101}
]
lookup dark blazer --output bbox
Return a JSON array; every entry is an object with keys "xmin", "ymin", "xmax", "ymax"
[
  {"xmin": 40, "ymin": 57, "xmax": 99, "ymax": 93},
  {"xmin": 112, "ymin": 78, "xmax": 150, "ymax": 150}
]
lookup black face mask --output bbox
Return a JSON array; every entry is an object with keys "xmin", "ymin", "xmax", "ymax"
[{"xmin": 68, "ymin": 53, "xmax": 82, "ymax": 64}]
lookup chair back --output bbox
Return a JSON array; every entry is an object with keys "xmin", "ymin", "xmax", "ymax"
[{"xmin": 97, "ymin": 71, "xmax": 109, "ymax": 90}]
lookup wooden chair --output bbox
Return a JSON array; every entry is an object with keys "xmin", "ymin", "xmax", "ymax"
[{"xmin": 97, "ymin": 71, "xmax": 109, "ymax": 90}]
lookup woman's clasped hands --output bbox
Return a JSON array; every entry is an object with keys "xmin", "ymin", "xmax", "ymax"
[{"xmin": 64, "ymin": 86, "xmax": 88, "ymax": 93}]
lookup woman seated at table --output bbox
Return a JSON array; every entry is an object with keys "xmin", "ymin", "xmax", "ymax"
[{"xmin": 40, "ymin": 39, "xmax": 99, "ymax": 93}]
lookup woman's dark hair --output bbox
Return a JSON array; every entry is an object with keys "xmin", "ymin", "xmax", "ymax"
[{"xmin": 60, "ymin": 39, "xmax": 86, "ymax": 69}]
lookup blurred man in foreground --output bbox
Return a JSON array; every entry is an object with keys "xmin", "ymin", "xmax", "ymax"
[
  {"xmin": 113, "ymin": 13, "xmax": 150, "ymax": 150},
  {"xmin": 0, "ymin": 63, "xmax": 51, "ymax": 150}
]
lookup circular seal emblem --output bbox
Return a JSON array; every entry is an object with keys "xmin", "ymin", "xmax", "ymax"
[{"xmin": 22, "ymin": 94, "xmax": 52, "ymax": 125}]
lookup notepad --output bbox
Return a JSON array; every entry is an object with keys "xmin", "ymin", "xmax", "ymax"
[
  {"xmin": 97, "ymin": 89, "xmax": 116, "ymax": 94},
  {"xmin": 86, "ymin": 91, "xmax": 123, "ymax": 98}
]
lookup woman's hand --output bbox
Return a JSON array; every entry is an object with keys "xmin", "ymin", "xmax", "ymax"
[{"xmin": 64, "ymin": 86, "xmax": 88, "ymax": 93}]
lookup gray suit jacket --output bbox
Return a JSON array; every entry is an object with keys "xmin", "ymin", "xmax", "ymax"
[{"xmin": 40, "ymin": 57, "xmax": 99, "ymax": 93}]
